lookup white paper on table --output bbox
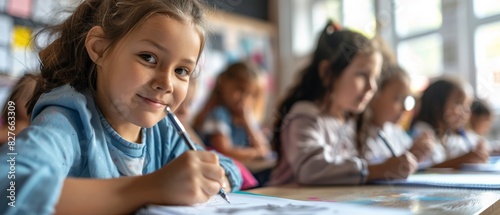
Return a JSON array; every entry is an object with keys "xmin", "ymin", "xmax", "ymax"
[{"xmin": 136, "ymin": 193, "xmax": 410, "ymax": 215}]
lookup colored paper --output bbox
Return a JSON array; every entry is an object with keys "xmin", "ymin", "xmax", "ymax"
[
  {"xmin": 7, "ymin": 0, "xmax": 32, "ymax": 19},
  {"xmin": 0, "ymin": 47, "xmax": 9, "ymax": 72},
  {"xmin": 12, "ymin": 25, "xmax": 31, "ymax": 48},
  {"xmin": 0, "ymin": 15, "xmax": 13, "ymax": 45},
  {"xmin": 0, "ymin": 0, "xmax": 7, "ymax": 12}
]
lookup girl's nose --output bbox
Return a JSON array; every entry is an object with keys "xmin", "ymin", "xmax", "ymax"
[{"xmin": 153, "ymin": 73, "xmax": 174, "ymax": 93}]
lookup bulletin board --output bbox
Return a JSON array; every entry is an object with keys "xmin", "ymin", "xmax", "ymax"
[{"xmin": 0, "ymin": 0, "xmax": 72, "ymax": 111}]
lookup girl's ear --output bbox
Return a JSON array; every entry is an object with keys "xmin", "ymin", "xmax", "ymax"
[
  {"xmin": 85, "ymin": 26, "xmax": 110, "ymax": 65},
  {"xmin": 318, "ymin": 59, "xmax": 331, "ymax": 86}
]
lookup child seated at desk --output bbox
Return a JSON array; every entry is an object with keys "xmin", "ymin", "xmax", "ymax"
[
  {"xmin": 268, "ymin": 22, "xmax": 418, "ymax": 186},
  {"xmin": 0, "ymin": 1, "xmax": 242, "ymax": 214},
  {"xmin": 410, "ymin": 77, "xmax": 490, "ymax": 169},
  {"xmin": 0, "ymin": 73, "xmax": 38, "ymax": 145},
  {"xmin": 469, "ymin": 98, "xmax": 493, "ymax": 137},
  {"xmin": 362, "ymin": 64, "xmax": 433, "ymax": 164},
  {"xmin": 193, "ymin": 62, "xmax": 271, "ymax": 162}
]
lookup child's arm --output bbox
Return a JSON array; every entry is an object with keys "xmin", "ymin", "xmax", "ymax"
[
  {"xmin": 240, "ymin": 107, "xmax": 270, "ymax": 157},
  {"xmin": 281, "ymin": 115, "xmax": 369, "ymax": 185},
  {"xmin": 202, "ymin": 106, "xmax": 268, "ymax": 161},
  {"xmin": 409, "ymin": 132, "xmax": 434, "ymax": 162},
  {"xmin": 210, "ymin": 134, "xmax": 266, "ymax": 161},
  {"xmin": 432, "ymin": 140, "xmax": 489, "ymax": 169},
  {"xmin": 56, "ymin": 151, "xmax": 227, "ymax": 215},
  {"xmin": 367, "ymin": 152, "xmax": 418, "ymax": 180}
]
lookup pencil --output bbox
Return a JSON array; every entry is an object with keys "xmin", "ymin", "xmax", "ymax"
[
  {"xmin": 377, "ymin": 130, "xmax": 396, "ymax": 157},
  {"xmin": 165, "ymin": 106, "xmax": 231, "ymax": 204}
]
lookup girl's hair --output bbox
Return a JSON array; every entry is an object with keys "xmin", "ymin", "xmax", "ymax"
[
  {"xmin": 411, "ymin": 77, "xmax": 470, "ymax": 133},
  {"xmin": 193, "ymin": 61, "xmax": 261, "ymax": 129},
  {"xmin": 28, "ymin": 0, "xmax": 208, "ymax": 113},
  {"xmin": 377, "ymin": 64, "xmax": 409, "ymax": 91},
  {"xmin": 471, "ymin": 98, "xmax": 492, "ymax": 117},
  {"xmin": 2, "ymin": 73, "xmax": 40, "ymax": 122},
  {"xmin": 355, "ymin": 64, "xmax": 409, "ymax": 155},
  {"xmin": 212, "ymin": 61, "xmax": 260, "ymax": 101},
  {"xmin": 271, "ymin": 21, "xmax": 379, "ymax": 156}
]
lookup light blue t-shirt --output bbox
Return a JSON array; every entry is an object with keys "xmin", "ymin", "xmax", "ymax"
[
  {"xmin": 198, "ymin": 106, "xmax": 255, "ymax": 149},
  {"xmin": 0, "ymin": 85, "xmax": 242, "ymax": 215}
]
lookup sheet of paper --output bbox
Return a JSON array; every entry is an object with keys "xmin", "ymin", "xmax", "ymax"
[{"xmin": 136, "ymin": 193, "xmax": 410, "ymax": 215}]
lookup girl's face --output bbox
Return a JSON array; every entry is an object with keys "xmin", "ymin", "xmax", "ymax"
[
  {"xmin": 219, "ymin": 79, "xmax": 259, "ymax": 115},
  {"xmin": 369, "ymin": 78, "xmax": 410, "ymax": 126},
  {"xmin": 443, "ymin": 89, "xmax": 472, "ymax": 130},
  {"xmin": 470, "ymin": 115, "xmax": 493, "ymax": 136},
  {"xmin": 330, "ymin": 52, "xmax": 382, "ymax": 116},
  {"xmin": 95, "ymin": 15, "xmax": 201, "ymax": 136}
]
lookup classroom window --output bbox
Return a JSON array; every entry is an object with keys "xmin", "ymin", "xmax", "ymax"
[
  {"xmin": 474, "ymin": 0, "xmax": 500, "ymax": 18},
  {"xmin": 475, "ymin": 21, "xmax": 500, "ymax": 109},
  {"xmin": 394, "ymin": 0, "xmax": 442, "ymax": 37},
  {"xmin": 312, "ymin": 0, "xmax": 341, "ymax": 34},
  {"xmin": 343, "ymin": 0, "xmax": 376, "ymax": 38},
  {"xmin": 397, "ymin": 34, "xmax": 443, "ymax": 91}
]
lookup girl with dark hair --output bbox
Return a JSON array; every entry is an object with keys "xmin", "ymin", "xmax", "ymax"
[{"xmin": 411, "ymin": 77, "xmax": 489, "ymax": 169}]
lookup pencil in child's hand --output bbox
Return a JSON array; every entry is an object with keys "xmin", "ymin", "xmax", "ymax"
[{"xmin": 165, "ymin": 106, "xmax": 231, "ymax": 204}]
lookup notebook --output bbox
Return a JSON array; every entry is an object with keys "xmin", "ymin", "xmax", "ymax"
[
  {"xmin": 370, "ymin": 173, "xmax": 500, "ymax": 190},
  {"xmin": 136, "ymin": 192, "xmax": 410, "ymax": 215},
  {"xmin": 460, "ymin": 156, "xmax": 500, "ymax": 172}
]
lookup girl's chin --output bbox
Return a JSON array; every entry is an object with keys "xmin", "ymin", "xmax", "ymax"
[{"xmin": 133, "ymin": 116, "xmax": 165, "ymax": 128}]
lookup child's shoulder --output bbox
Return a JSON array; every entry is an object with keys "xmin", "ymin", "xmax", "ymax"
[
  {"xmin": 31, "ymin": 84, "xmax": 93, "ymax": 126},
  {"xmin": 207, "ymin": 105, "xmax": 231, "ymax": 119},
  {"xmin": 287, "ymin": 101, "xmax": 320, "ymax": 118}
]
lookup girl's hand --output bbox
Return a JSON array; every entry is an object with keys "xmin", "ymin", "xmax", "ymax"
[
  {"xmin": 410, "ymin": 132, "xmax": 434, "ymax": 162},
  {"xmin": 463, "ymin": 139, "xmax": 489, "ymax": 164},
  {"xmin": 254, "ymin": 144, "xmax": 270, "ymax": 159},
  {"xmin": 368, "ymin": 152, "xmax": 418, "ymax": 180},
  {"xmin": 147, "ymin": 151, "xmax": 227, "ymax": 205}
]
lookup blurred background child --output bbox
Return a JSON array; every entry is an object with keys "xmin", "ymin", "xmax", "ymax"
[
  {"xmin": 193, "ymin": 61, "xmax": 271, "ymax": 162},
  {"xmin": 177, "ymin": 76, "xmax": 259, "ymax": 189},
  {"xmin": 469, "ymin": 98, "xmax": 494, "ymax": 137},
  {"xmin": 0, "ymin": 73, "xmax": 39, "ymax": 144},
  {"xmin": 411, "ymin": 77, "xmax": 490, "ymax": 169},
  {"xmin": 362, "ymin": 64, "xmax": 433, "ymax": 164},
  {"xmin": 174, "ymin": 78, "xmax": 204, "ymax": 147}
]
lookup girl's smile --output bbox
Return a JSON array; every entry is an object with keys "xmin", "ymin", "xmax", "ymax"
[{"xmin": 137, "ymin": 94, "xmax": 168, "ymax": 109}]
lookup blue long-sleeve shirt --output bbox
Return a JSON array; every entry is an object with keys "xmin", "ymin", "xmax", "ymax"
[{"xmin": 0, "ymin": 85, "xmax": 242, "ymax": 215}]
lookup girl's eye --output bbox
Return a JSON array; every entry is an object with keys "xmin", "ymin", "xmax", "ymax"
[
  {"xmin": 139, "ymin": 53, "xmax": 157, "ymax": 64},
  {"xmin": 175, "ymin": 67, "xmax": 190, "ymax": 77}
]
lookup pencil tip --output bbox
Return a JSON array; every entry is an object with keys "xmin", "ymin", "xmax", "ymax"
[{"xmin": 220, "ymin": 189, "xmax": 231, "ymax": 204}]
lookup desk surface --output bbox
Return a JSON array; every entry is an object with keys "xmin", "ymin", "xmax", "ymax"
[{"xmin": 248, "ymin": 185, "xmax": 500, "ymax": 215}]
